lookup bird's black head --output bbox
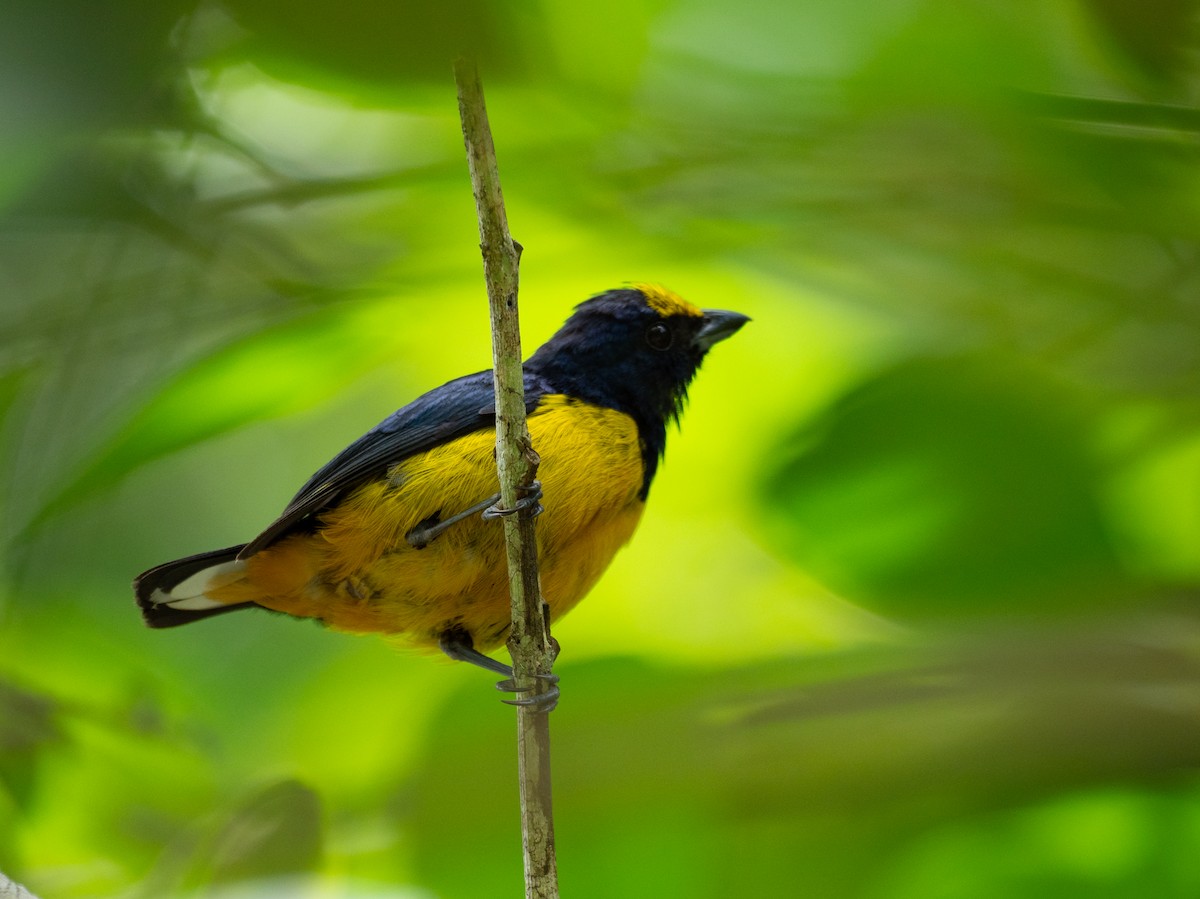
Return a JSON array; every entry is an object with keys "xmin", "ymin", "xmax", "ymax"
[{"xmin": 526, "ymin": 284, "xmax": 748, "ymax": 492}]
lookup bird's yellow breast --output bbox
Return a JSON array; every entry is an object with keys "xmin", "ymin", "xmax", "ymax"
[{"xmin": 218, "ymin": 395, "xmax": 646, "ymax": 650}]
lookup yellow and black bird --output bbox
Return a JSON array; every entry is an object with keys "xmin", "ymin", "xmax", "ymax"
[{"xmin": 135, "ymin": 284, "xmax": 747, "ymax": 679}]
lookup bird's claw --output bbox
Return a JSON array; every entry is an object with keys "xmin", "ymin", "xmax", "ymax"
[
  {"xmin": 496, "ymin": 671, "xmax": 560, "ymax": 712},
  {"xmin": 482, "ymin": 481, "xmax": 544, "ymax": 520}
]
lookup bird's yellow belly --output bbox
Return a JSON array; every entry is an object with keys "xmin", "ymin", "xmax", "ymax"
[{"xmin": 220, "ymin": 396, "xmax": 646, "ymax": 650}]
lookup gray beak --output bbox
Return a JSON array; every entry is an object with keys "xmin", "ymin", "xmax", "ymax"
[{"xmin": 694, "ymin": 308, "xmax": 751, "ymax": 351}]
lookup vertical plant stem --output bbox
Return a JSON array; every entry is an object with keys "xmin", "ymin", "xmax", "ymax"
[{"xmin": 454, "ymin": 56, "xmax": 560, "ymax": 899}]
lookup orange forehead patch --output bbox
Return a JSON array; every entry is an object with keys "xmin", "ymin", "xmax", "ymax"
[{"xmin": 632, "ymin": 283, "xmax": 704, "ymax": 319}]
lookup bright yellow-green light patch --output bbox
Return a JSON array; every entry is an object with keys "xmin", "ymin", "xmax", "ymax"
[
  {"xmin": 262, "ymin": 641, "xmax": 466, "ymax": 802},
  {"xmin": 1107, "ymin": 428, "xmax": 1200, "ymax": 581},
  {"xmin": 195, "ymin": 63, "xmax": 457, "ymax": 178},
  {"xmin": 560, "ymin": 515, "xmax": 899, "ymax": 666},
  {"xmin": 1023, "ymin": 791, "xmax": 1154, "ymax": 880}
]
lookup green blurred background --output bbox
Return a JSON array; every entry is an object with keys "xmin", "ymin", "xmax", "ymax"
[{"xmin": 3, "ymin": 0, "xmax": 1200, "ymax": 896}]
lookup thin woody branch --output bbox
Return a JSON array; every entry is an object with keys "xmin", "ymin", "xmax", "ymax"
[{"xmin": 454, "ymin": 56, "xmax": 560, "ymax": 899}]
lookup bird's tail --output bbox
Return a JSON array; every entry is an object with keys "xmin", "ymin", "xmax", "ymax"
[{"xmin": 134, "ymin": 546, "xmax": 255, "ymax": 628}]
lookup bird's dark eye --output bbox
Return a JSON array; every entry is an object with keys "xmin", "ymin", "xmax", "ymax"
[{"xmin": 646, "ymin": 322, "xmax": 673, "ymax": 351}]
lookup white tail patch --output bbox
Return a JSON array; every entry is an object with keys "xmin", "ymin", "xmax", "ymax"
[{"xmin": 152, "ymin": 559, "xmax": 247, "ymax": 610}]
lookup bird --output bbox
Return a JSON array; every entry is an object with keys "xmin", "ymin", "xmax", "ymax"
[{"xmin": 134, "ymin": 284, "xmax": 748, "ymax": 683}]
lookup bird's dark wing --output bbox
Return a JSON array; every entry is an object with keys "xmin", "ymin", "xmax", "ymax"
[{"xmin": 239, "ymin": 370, "xmax": 551, "ymax": 557}]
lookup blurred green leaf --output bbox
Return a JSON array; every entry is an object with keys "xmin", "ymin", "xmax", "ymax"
[
  {"xmin": 23, "ymin": 303, "xmax": 405, "ymax": 533},
  {"xmin": 759, "ymin": 354, "xmax": 1130, "ymax": 617}
]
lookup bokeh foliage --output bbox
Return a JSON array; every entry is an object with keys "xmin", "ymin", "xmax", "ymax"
[{"xmin": 3, "ymin": 0, "xmax": 1200, "ymax": 896}]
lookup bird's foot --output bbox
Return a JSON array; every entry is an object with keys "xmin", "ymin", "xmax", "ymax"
[
  {"xmin": 439, "ymin": 627, "xmax": 558, "ymax": 711},
  {"xmin": 496, "ymin": 671, "xmax": 560, "ymax": 712},
  {"xmin": 482, "ymin": 481, "xmax": 543, "ymax": 520}
]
